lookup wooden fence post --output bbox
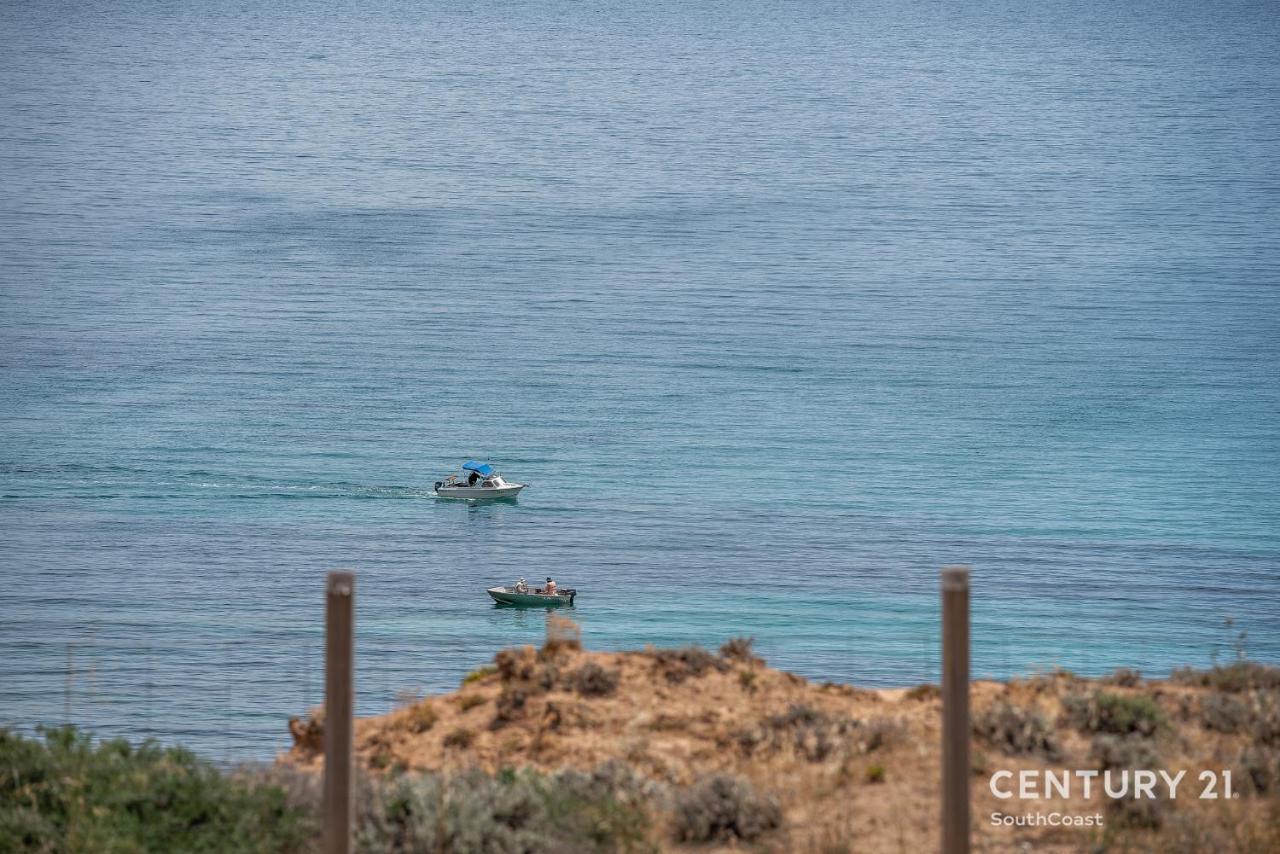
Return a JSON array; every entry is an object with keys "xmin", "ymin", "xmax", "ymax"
[
  {"xmin": 941, "ymin": 565, "xmax": 971, "ymax": 854},
  {"xmin": 324, "ymin": 571, "xmax": 355, "ymax": 854}
]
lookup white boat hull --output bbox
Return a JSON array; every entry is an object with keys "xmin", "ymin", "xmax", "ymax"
[{"xmin": 435, "ymin": 483, "xmax": 525, "ymax": 500}]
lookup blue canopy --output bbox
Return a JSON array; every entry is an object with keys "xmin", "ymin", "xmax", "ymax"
[{"xmin": 462, "ymin": 460, "xmax": 495, "ymax": 476}]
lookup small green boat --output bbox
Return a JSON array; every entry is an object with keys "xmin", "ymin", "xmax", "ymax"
[{"xmin": 487, "ymin": 585, "xmax": 576, "ymax": 607}]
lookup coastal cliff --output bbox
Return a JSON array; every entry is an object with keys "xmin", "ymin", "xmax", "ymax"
[{"xmin": 284, "ymin": 617, "xmax": 1280, "ymax": 852}]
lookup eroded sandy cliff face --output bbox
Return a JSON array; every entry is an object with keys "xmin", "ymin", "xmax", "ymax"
[{"xmin": 285, "ymin": 619, "xmax": 1280, "ymax": 852}]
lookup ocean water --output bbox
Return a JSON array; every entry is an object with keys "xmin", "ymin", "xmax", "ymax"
[{"xmin": 2, "ymin": 0, "xmax": 1278, "ymax": 760}]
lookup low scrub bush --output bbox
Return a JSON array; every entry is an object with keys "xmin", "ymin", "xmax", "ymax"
[
  {"xmin": 764, "ymin": 705, "xmax": 845, "ymax": 761},
  {"xmin": 1, "ymin": 729, "xmax": 681, "ymax": 852},
  {"xmin": 443, "ymin": 727, "xmax": 475, "ymax": 749},
  {"xmin": 573, "ymin": 662, "xmax": 620, "ymax": 697},
  {"xmin": 287, "ymin": 706, "xmax": 324, "ymax": 752},
  {"xmin": 719, "ymin": 636, "xmax": 761, "ymax": 663},
  {"xmin": 1091, "ymin": 735, "xmax": 1166, "ymax": 829},
  {"xmin": 456, "ymin": 693, "xmax": 487, "ymax": 712},
  {"xmin": 1253, "ymin": 693, "xmax": 1280, "ymax": 746},
  {"xmin": 368, "ymin": 745, "xmax": 396, "ymax": 771},
  {"xmin": 672, "ymin": 774, "xmax": 781, "ymax": 843},
  {"xmin": 766, "ymin": 703, "xmax": 827, "ymax": 731},
  {"xmin": 737, "ymin": 704, "xmax": 883, "ymax": 762},
  {"xmin": 491, "ymin": 688, "xmax": 529, "ymax": 730},
  {"xmin": 1107, "ymin": 668, "xmax": 1142, "ymax": 687},
  {"xmin": 0, "ymin": 727, "xmax": 315, "ymax": 852},
  {"xmin": 973, "ymin": 701, "xmax": 1060, "ymax": 759},
  {"xmin": 1201, "ymin": 693, "xmax": 1248, "ymax": 733},
  {"xmin": 404, "ymin": 702, "xmax": 438, "ymax": 734},
  {"xmin": 1062, "ymin": 691, "xmax": 1163, "ymax": 737},
  {"xmin": 1091, "ymin": 733, "xmax": 1161, "ymax": 771},
  {"xmin": 903, "ymin": 684, "xmax": 940, "ymax": 702},
  {"xmin": 1014, "ymin": 668, "xmax": 1079, "ymax": 697},
  {"xmin": 861, "ymin": 716, "xmax": 905, "ymax": 754},
  {"xmin": 495, "ymin": 646, "xmax": 541, "ymax": 683},
  {"xmin": 643, "ymin": 645, "xmax": 729, "ymax": 684},
  {"xmin": 1171, "ymin": 661, "xmax": 1280, "ymax": 693},
  {"xmin": 361, "ymin": 762, "xmax": 658, "ymax": 853},
  {"xmin": 1240, "ymin": 746, "xmax": 1280, "ymax": 795}
]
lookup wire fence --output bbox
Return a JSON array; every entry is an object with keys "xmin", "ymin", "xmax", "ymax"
[{"xmin": 1, "ymin": 579, "xmax": 1259, "ymax": 764}]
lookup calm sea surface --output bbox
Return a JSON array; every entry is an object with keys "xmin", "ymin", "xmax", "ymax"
[{"xmin": 2, "ymin": 0, "xmax": 1278, "ymax": 760}]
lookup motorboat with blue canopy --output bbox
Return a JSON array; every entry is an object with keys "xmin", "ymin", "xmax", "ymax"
[{"xmin": 435, "ymin": 460, "xmax": 525, "ymax": 500}]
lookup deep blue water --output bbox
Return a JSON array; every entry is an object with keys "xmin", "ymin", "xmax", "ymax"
[{"xmin": 2, "ymin": 0, "xmax": 1278, "ymax": 760}]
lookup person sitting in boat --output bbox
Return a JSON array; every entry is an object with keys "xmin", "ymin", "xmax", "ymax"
[
  {"xmin": 544, "ymin": 577, "xmax": 557, "ymax": 595},
  {"xmin": 514, "ymin": 577, "xmax": 528, "ymax": 594},
  {"xmin": 468, "ymin": 470, "xmax": 480, "ymax": 486}
]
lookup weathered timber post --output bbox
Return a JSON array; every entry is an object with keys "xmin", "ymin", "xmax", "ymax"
[
  {"xmin": 324, "ymin": 571, "xmax": 355, "ymax": 854},
  {"xmin": 941, "ymin": 565, "xmax": 971, "ymax": 854}
]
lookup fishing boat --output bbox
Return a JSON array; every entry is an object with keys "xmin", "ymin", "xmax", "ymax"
[
  {"xmin": 487, "ymin": 584, "xmax": 576, "ymax": 607},
  {"xmin": 434, "ymin": 461, "xmax": 526, "ymax": 500}
]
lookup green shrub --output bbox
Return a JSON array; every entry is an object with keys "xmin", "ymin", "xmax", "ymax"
[
  {"xmin": 1062, "ymin": 691, "xmax": 1163, "ymax": 737},
  {"xmin": 0, "ymin": 726, "xmax": 315, "ymax": 853},
  {"xmin": 0, "ymin": 729, "xmax": 696, "ymax": 852},
  {"xmin": 865, "ymin": 763, "xmax": 886, "ymax": 784},
  {"xmin": 463, "ymin": 664, "xmax": 498, "ymax": 685}
]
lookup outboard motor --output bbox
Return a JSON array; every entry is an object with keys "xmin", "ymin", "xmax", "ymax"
[
  {"xmin": 561, "ymin": 588, "xmax": 577, "ymax": 605},
  {"xmin": 434, "ymin": 481, "xmax": 443, "ymax": 490}
]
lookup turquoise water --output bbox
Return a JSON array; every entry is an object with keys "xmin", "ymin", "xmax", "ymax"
[{"xmin": 2, "ymin": 0, "xmax": 1278, "ymax": 759}]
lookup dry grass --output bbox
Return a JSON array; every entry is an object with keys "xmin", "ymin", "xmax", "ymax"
[
  {"xmin": 442, "ymin": 726, "xmax": 475, "ymax": 749},
  {"xmin": 403, "ymin": 701, "xmax": 438, "ymax": 734},
  {"xmin": 455, "ymin": 693, "xmax": 487, "ymax": 712}
]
